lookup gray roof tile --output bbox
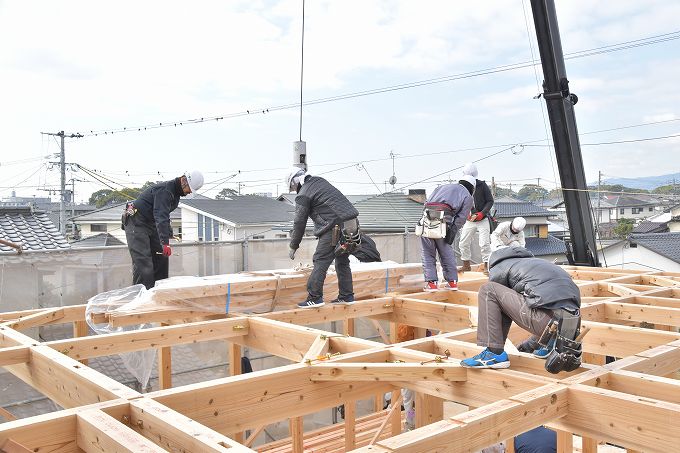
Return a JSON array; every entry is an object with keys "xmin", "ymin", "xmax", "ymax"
[
  {"xmin": 353, "ymin": 193, "xmax": 423, "ymax": 233},
  {"xmin": 494, "ymin": 201, "xmax": 552, "ymax": 218},
  {"xmin": 182, "ymin": 196, "xmax": 295, "ymax": 225},
  {"xmin": 0, "ymin": 208, "xmax": 70, "ymax": 252},
  {"xmin": 630, "ymin": 232, "xmax": 680, "ymax": 264},
  {"xmin": 524, "ymin": 236, "xmax": 567, "ymax": 256}
]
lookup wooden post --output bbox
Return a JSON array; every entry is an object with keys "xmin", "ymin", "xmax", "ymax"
[
  {"xmin": 582, "ymin": 436, "xmax": 598, "ymax": 453},
  {"xmin": 556, "ymin": 430, "xmax": 573, "ymax": 453},
  {"xmin": 73, "ymin": 320, "xmax": 89, "ymax": 366},
  {"xmin": 415, "ymin": 393, "xmax": 444, "ymax": 428},
  {"xmin": 229, "ymin": 342, "xmax": 243, "ymax": 443},
  {"xmin": 344, "ymin": 400, "xmax": 356, "ymax": 451},
  {"xmin": 389, "ymin": 390, "xmax": 403, "ymax": 436},
  {"xmin": 505, "ymin": 437, "xmax": 516, "ymax": 453},
  {"xmin": 290, "ymin": 416, "xmax": 304, "ymax": 453},
  {"xmin": 343, "ymin": 318, "xmax": 355, "ymax": 337},
  {"xmin": 158, "ymin": 323, "xmax": 172, "ymax": 390}
]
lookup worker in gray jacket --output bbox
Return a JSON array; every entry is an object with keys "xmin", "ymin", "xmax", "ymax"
[
  {"xmin": 461, "ymin": 246, "xmax": 582, "ymax": 374},
  {"xmin": 418, "ymin": 175, "xmax": 475, "ymax": 291},
  {"xmin": 286, "ymin": 167, "xmax": 360, "ymax": 308}
]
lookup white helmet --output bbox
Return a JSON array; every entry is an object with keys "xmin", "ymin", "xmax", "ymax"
[
  {"xmin": 459, "ymin": 174, "xmax": 476, "ymax": 193},
  {"xmin": 462, "ymin": 162, "xmax": 478, "ymax": 178},
  {"xmin": 186, "ymin": 171, "xmax": 204, "ymax": 192},
  {"xmin": 511, "ymin": 217, "xmax": 526, "ymax": 232},
  {"xmin": 285, "ymin": 166, "xmax": 306, "ymax": 192}
]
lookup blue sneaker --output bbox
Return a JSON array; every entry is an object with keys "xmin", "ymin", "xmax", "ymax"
[
  {"xmin": 297, "ymin": 298, "xmax": 324, "ymax": 309},
  {"xmin": 331, "ymin": 295, "xmax": 355, "ymax": 305},
  {"xmin": 533, "ymin": 339, "xmax": 556, "ymax": 359},
  {"xmin": 460, "ymin": 348, "xmax": 510, "ymax": 369}
]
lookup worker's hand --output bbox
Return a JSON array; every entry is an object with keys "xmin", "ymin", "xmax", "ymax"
[
  {"xmin": 288, "ymin": 247, "xmax": 296, "ymax": 260},
  {"xmin": 467, "ymin": 213, "xmax": 474, "ymax": 221},
  {"xmin": 517, "ymin": 337, "xmax": 539, "ymax": 353},
  {"xmin": 162, "ymin": 244, "xmax": 172, "ymax": 257},
  {"xmin": 476, "ymin": 212, "xmax": 485, "ymax": 220}
]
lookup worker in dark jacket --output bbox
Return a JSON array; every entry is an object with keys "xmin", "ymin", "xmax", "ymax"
[
  {"xmin": 286, "ymin": 167, "xmax": 360, "ymax": 308},
  {"xmin": 458, "ymin": 163, "xmax": 494, "ymax": 274},
  {"xmin": 461, "ymin": 246, "xmax": 582, "ymax": 373},
  {"xmin": 123, "ymin": 171, "xmax": 204, "ymax": 289}
]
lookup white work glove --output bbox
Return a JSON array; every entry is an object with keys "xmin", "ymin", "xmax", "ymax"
[{"xmin": 288, "ymin": 247, "xmax": 296, "ymax": 260}]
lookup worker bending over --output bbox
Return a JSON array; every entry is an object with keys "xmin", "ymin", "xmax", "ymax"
[
  {"xmin": 286, "ymin": 167, "xmax": 361, "ymax": 308},
  {"xmin": 490, "ymin": 216, "xmax": 526, "ymax": 251},
  {"xmin": 417, "ymin": 175, "xmax": 475, "ymax": 291},
  {"xmin": 123, "ymin": 171, "xmax": 204, "ymax": 289},
  {"xmin": 461, "ymin": 246, "xmax": 582, "ymax": 373}
]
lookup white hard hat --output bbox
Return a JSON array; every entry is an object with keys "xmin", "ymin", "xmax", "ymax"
[
  {"xmin": 462, "ymin": 162, "xmax": 478, "ymax": 178},
  {"xmin": 511, "ymin": 217, "xmax": 526, "ymax": 232},
  {"xmin": 285, "ymin": 166, "xmax": 306, "ymax": 192},
  {"xmin": 186, "ymin": 171, "xmax": 204, "ymax": 192},
  {"xmin": 459, "ymin": 174, "xmax": 476, "ymax": 190}
]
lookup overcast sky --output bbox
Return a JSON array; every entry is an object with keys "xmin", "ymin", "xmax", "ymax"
[{"xmin": 1, "ymin": 0, "xmax": 679, "ymax": 202}]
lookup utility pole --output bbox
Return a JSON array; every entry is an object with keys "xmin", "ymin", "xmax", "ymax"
[
  {"xmin": 491, "ymin": 177, "xmax": 497, "ymax": 197},
  {"xmin": 40, "ymin": 131, "xmax": 83, "ymax": 235},
  {"xmin": 597, "ymin": 170, "xmax": 602, "ymax": 230},
  {"xmin": 531, "ymin": 0, "xmax": 599, "ymax": 266}
]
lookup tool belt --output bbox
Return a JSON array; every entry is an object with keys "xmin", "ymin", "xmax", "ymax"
[
  {"xmin": 415, "ymin": 203, "xmax": 452, "ymax": 239},
  {"xmin": 121, "ymin": 201, "xmax": 137, "ymax": 231},
  {"xmin": 333, "ymin": 218, "xmax": 361, "ymax": 256},
  {"xmin": 538, "ymin": 308, "xmax": 582, "ymax": 374}
]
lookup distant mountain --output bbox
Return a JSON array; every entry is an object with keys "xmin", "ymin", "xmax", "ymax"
[{"xmin": 590, "ymin": 173, "xmax": 680, "ymax": 191}]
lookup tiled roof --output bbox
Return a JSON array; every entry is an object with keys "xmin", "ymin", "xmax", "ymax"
[
  {"xmin": 494, "ymin": 201, "xmax": 552, "ymax": 219},
  {"xmin": 524, "ymin": 236, "xmax": 567, "ymax": 256},
  {"xmin": 353, "ymin": 193, "xmax": 423, "ymax": 233},
  {"xmin": 630, "ymin": 232, "xmax": 680, "ymax": 264},
  {"xmin": 71, "ymin": 233, "xmax": 125, "ymax": 248},
  {"xmin": 182, "ymin": 196, "xmax": 295, "ymax": 225},
  {"xmin": 0, "ymin": 207, "xmax": 70, "ymax": 252},
  {"xmin": 632, "ymin": 220, "xmax": 668, "ymax": 234}
]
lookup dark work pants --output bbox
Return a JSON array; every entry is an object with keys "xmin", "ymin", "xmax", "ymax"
[
  {"xmin": 307, "ymin": 229, "xmax": 353, "ymax": 301},
  {"xmin": 125, "ymin": 215, "xmax": 168, "ymax": 289},
  {"xmin": 477, "ymin": 282, "xmax": 553, "ymax": 350}
]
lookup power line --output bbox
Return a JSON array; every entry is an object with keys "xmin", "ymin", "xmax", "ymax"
[{"xmin": 74, "ymin": 29, "xmax": 680, "ymax": 137}]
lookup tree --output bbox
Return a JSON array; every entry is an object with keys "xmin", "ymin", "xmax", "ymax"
[
  {"xmin": 87, "ymin": 182, "xmax": 156, "ymax": 208},
  {"xmin": 613, "ymin": 218, "xmax": 635, "ymax": 239},
  {"xmin": 493, "ymin": 187, "xmax": 517, "ymax": 198},
  {"xmin": 88, "ymin": 189, "xmax": 113, "ymax": 206},
  {"xmin": 517, "ymin": 184, "xmax": 549, "ymax": 202},
  {"xmin": 216, "ymin": 188, "xmax": 239, "ymax": 199},
  {"xmin": 652, "ymin": 184, "xmax": 680, "ymax": 195}
]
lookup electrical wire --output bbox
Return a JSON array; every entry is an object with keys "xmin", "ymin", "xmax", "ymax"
[{"xmin": 74, "ymin": 29, "xmax": 680, "ymax": 137}]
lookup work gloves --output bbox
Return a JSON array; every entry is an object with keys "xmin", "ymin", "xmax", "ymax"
[
  {"xmin": 467, "ymin": 212, "xmax": 485, "ymax": 222},
  {"xmin": 288, "ymin": 247, "xmax": 296, "ymax": 260},
  {"xmin": 162, "ymin": 244, "xmax": 172, "ymax": 257}
]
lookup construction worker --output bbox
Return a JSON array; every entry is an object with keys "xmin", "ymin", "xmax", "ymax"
[
  {"xmin": 458, "ymin": 163, "xmax": 494, "ymax": 274},
  {"xmin": 490, "ymin": 216, "xmax": 526, "ymax": 251},
  {"xmin": 461, "ymin": 246, "xmax": 582, "ymax": 373},
  {"xmin": 122, "ymin": 171, "xmax": 204, "ymax": 289},
  {"xmin": 286, "ymin": 167, "xmax": 360, "ymax": 308},
  {"xmin": 417, "ymin": 175, "xmax": 475, "ymax": 291}
]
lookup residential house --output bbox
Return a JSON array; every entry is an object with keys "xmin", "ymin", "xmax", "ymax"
[
  {"xmin": 180, "ymin": 196, "xmax": 295, "ymax": 241},
  {"xmin": 71, "ymin": 233, "xmax": 125, "ymax": 248},
  {"xmin": 0, "ymin": 205, "xmax": 70, "ymax": 252},
  {"xmin": 352, "ymin": 191, "xmax": 424, "ymax": 233},
  {"xmin": 669, "ymin": 203, "xmax": 680, "ymax": 233},
  {"xmin": 598, "ymin": 194, "xmax": 659, "ymax": 222},
  {"xmin": 599, "ymin": 232, "xmax": 680, "ymax": 272}
]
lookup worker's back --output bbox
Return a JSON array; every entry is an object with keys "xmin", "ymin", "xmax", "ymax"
[{"xmin": 514, "ymin": 426, "xmax": 556, "ymax": 453}]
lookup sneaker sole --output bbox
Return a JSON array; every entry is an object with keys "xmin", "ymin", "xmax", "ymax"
[
  {"xmin": 444, "ymin": 287, "xmax": 458, "ymax": 291},
  {"xmin": 533, "ymin": 352, "xmax": 549, "ymax": 359},
  {"xmin": 298, "ymin": 302, "xmax": 325, "ymax": 309},
  {"xmin": 332, "ymin": 301, "xmax": 355, "ymax": 305},
  {"xmin": 423, "ymin": 288, "xmax": 439, "ymax": 292},
  {"xmin": 461, "ymin": 361, "xmax": 511, "ymax": 369}
]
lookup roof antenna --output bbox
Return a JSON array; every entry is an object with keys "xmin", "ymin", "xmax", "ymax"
[{"xmin": 292, "ymin": 0, "xmax": 307, "ymax": 172}]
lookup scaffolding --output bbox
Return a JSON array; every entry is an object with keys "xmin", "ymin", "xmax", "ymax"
[{"xmin": 1, "ymin": 263, "xmax": 680, "ymax": 452}]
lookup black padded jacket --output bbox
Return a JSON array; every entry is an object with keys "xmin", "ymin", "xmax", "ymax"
[
  {"xmin": 289, "ymin": 176, "xmax": 359, "ymax": 250},
  {"xmin": 132, "ymin": 178, "xmax": 183, "ymax": 245}
]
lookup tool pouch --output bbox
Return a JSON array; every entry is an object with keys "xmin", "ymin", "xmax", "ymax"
[{"xmin": 334, "ymin": 219, "xmax": 361, "ymax": 256}]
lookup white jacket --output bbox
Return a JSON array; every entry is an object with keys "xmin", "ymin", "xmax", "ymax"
[{"xmin": 491, "ymin": 220, "xmax": 525, "ymax": 251}]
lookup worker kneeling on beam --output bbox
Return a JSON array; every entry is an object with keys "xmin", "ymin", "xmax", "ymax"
[
  {"xmin": 460, "ymin": 246, "xmax": 583, "ymax": 373},
  {"xmin": 286, "ymin": 167, "xmax": 362, "ymax": 308}
]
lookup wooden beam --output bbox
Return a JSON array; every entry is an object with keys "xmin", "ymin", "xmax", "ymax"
[
  {"xmin": 345, "ymin": 399, "xmax": 356, "ymax": 451},
  {"xmin": 370, "ymin": 319, "xmax": 391, "ymax": 344},
  {"xmin": 580, "ymin": 321, "xmax": 680, "ymax": 357},
  {"xmin": 391, "ymin": 298, "xmax": 473, "ymax": 332},
  {"xmin": 620, "ymin": 344, "xmax": 680, "ymax": 376},
  {"xmin": 0, "ymin": 346, "xmax": 29, "ymax": 367},
  {"xmin": 310, "ymin": 362, "xmax": 467, "ymax": 382},
  {"xmin": 0, "ymin": 439, "xmax": 33, "ymax": 453},
  {"xmin": 301, "ymin": 335, "xmax": 330, "ymax": 364},
  {"xmin": 157, "ymin": 331, "xmax": 172, "ymax": 390},
  {"xmin": 127, "ymin": 398, "xmax": 253, "ymax": 452},
  {"xmin": 414, "ymin": 393, "xmax": 444, "ymax": 428},
  {"xmin": 1, "ymin": 308, "xmax": 65, "ymax": 331},
  {"xmin": 289, "ymin": 417, "xmax": 304, "ymax": 453},
  {"xmin": 46, "ymin": 317, "xmax": 249, "ymax": 360},
  {"xmin": 556, "ymin": 430, "xmax": 573, "ymax": 453},
  {"xmin": 605, "ymin": 302, "xmax": 680, "ymax": 327},
  {"xmin": 263, "ymin": 297, "xmax": 394, "ymax": 326},
  {"xmin": 76, "ymin": 409, "xmax": 167, "ymax": 452}
]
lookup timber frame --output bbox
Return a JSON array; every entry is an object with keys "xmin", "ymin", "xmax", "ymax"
[{"xmin": 1, "ymin": 264, "xmax": 680, "ymax": 452}]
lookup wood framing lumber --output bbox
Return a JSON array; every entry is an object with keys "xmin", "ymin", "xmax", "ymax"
[
  {"xmin": 0, "ymin": 407, "xmax": 16, "ymax": 422},
  {"xmin": 0, "ymin": 346, "xmax": 29, "ymax": 367},
  {"xmin": 621, "ymin": 344, "xmax": 680, "ymax": 376},
  {"xmin": 126, "ymin": 398, "xmax": 255, "ymax": 452},
  {"xmin": 0, "ymin": 439, "xmax": 33, "ymax": 453},
  {"xmin": 76, "ymin": 409, "xmax": 167, "ymax": 452},
  {"xmin": 263, "ymin": 297, "xmax": 394, "ymax": 326},
  {"xmin": 605, "ymin": 370, "xmax": 680, "ymax": 405},
  {"xmin": 5, "ymin": 345, "xmax": 139, "ymax": 409},
  {"xmin": 580, "ymin": 321, "xmax": 680, "ymax": 357},
  {"xmin": 0, "ymin": 305, "xmax": 86, "ymax": 326},
  {"xmin": 301, "ymin": 335, "xmax": 330, "ymax": 363},
  {"xmin": 604, "ymin": 302, "xmax": 680, "ymax": 327},
  {"xmin": 556, "ymin": 430, "xmax": 573, "ymax": 453},
  {"xmin": 369, "ymin": 319, "xmax": 391, "ymax": 344},
  {"xmin": 309, "ymin": 362, "xmax": 467, "ymax": 382},
  {"xmin": 553, "ymin": 384, "xmax": 680, "ymax": 452},
  {"xmin": 369, "ymin": 394, "xmax": 402, "ymax": 445},
  {"xmin": 289, "ymin": 417, "xmax": 304, "ymax": 453},
  {"xmin": 415, "ymin": 393, "xmax": 444, "ymax": 427},
  {"xmin": 46, "ymin": 317, "xmax": 249, "ymax": 360},
  {"xmin": 1, "ymin": 308, "xmax": 65, "ymax": 331},
  {"xmin": 354, "ymin": 384, "xmax": 568, "ymax": 453},
  {"xmin": 345, "ymin": 399, "xmax": 357, "ymax": 451},
  {"xmin": 389, "ymin": 298, "xmax": 473, "ymax": 332}
]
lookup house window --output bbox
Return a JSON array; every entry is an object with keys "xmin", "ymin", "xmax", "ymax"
[
  {"xmin": 251, "ymin": 235, "xmax": 265, "ymax": 239},
  {"xmin": 275, "ymin": 234, "xmax": 288, "ymax": 239},
  {"xmin": 649, "ymin": 207, "xmax": 653, "ymax": 212},
  {"xmin": 213, "ymin": 221, "xmax": 219, "ymax": 241},
  {"xmin": 91, "ymin": 224, "xmax": 107, "ymax": 232},
  {"xmin": 204, "ymin": 217, "xmax": 213, "ymax": 241},
  {"xmin": 198, "ymin": 214, "xmax": 204, "ymax": 241},
  {"xmin": 619, "ymin": 208, "xmax": 625, "ymax": 215}
]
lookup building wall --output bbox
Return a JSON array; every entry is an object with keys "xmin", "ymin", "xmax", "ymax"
[
  {"xmin": 77, "ymin": 219, "xmax": 181, "ymax": 244},
  {"xmin": 669, "ymin": 221, "xmax": 680, "ymax": 233},
  {"xmin": 181, "ymin": 209, "xmax": 286, "ymax": 242},
  {"xmin": 599, "ymin": 242, "xmax": 680, "ymax": 272},
  {"xmin": 612, "ymin": 206, "xmax": 656, "ymax": 221}
]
